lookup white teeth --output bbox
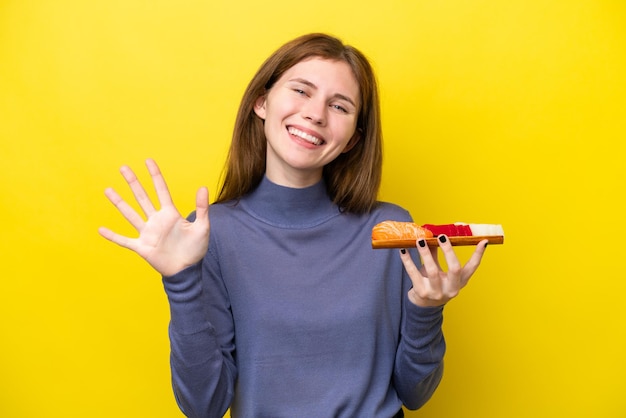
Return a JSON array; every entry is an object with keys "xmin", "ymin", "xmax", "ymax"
[{"xmin": 288, "ymin": 127, "xmax": 323, "ymax": 145}]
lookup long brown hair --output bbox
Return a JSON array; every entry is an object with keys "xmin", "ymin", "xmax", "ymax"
[{"xmin": 215, "ymin": 33, "xmax": 382, "ymax": 214}]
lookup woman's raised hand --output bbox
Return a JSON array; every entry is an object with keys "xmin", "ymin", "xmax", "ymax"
[
  {"xmin": 98, "ymin": 159, "xmax": 210, "ymax": 277},
  {"xmin": 399, "ymin": 236, "xmax": 488, "ymax": 307}
]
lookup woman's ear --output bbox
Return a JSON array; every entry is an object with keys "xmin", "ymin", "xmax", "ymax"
[
  {"xmin": 253, "ymin": 96, "xmax": 267, "ymax": 120},
  {"xmin": 342, "ymin": 128, "xmax": 362, "ymax": 154}
]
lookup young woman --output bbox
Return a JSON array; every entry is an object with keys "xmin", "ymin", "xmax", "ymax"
[{"xmin": 99, "ymin": 33, "xmax": 488, "ymax": 418}]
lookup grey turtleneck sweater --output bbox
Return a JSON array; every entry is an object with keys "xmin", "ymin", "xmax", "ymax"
[{"xmin": 162, "ymin": 176, "xmax": 445, "ymax": 418}]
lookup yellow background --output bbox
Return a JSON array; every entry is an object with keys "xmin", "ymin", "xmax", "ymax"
[{"xmin": 1, "ymin": 0, "xmax": 625, "ymax": 417}]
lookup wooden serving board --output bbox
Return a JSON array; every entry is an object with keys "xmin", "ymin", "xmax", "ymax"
[{"xmin": 371, "ymin": 235, "xmax": 504, "ymax": 249}]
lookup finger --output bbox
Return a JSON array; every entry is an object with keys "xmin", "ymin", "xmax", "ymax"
[
  {"xmin": 120, "ymin": 164, "xmax": 157, "ymax": 217},
  {"xmin": 98, "ymin": 226, "xmax": 138, "ymax": 251},
  {"xmin": 398, "ymin": 248, "xmax": 424, "ymax": 282},
  {"xmin": 400, "ymin": 248, "xmax": 443, "ymax": 307},
  {"xmin": 416, "ymin": 238, "xmax": 441, "ymax": 278},
  {"xmin": 194, "ymin": 186, "xmax": 210, "ymax": 224},
  {"xmin": 145, "ymin": 158, "xmax": 175, "ymax": 208},
  {"xmin": 433, "ymin": 234, "xmax": 465, "ymax": 295},
  {"xmin": 104, "ymin": 187, "xmax": 146, "ymax": 231},
  {"xmin": 460, "ymin": 239, "xmax": 489, "ymax": 284},
  {"xmin": 436, "ymin": 235, "xmax": 462, "ymax": 276}
]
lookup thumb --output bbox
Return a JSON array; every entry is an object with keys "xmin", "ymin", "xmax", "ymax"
[{"xmin": 194, "ymin": 187, "xmax": 210, "ymax": 224}]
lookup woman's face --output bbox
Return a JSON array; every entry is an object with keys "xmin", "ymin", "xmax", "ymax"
[{"xmin": 254, "ymin": 57, "xmax": 361, "ymax": 188}]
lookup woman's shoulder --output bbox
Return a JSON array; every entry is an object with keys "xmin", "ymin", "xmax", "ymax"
[{"xmin": 369, "ymin": 201, "xmax": 413, "ymax": 222}]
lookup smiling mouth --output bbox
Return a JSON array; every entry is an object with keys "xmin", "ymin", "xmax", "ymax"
[{"xmin": 287, "ymin": 127, "xmax": 324, "ymax": 146}]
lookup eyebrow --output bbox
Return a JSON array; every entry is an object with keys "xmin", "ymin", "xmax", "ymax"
[{"xmin": 289, "ymin": 77, "xmax": 357, "ymax": 108}]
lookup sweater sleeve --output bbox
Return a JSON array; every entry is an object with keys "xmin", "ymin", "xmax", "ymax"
[
  {"xmin": 393, "ymin": 272, "xmax": 446, "ymax": 410},
  {"xmin": 162, "ymin": 250, "xmax": 237, "ymax": 418}
]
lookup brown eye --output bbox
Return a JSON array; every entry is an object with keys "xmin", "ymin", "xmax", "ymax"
[{"xmin": 331, "ymin": 104, "xmax": 348, "ymax": 113}]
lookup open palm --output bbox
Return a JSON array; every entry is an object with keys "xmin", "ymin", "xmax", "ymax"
[{"xmin": 98, "ymin": 159, "xmax": 210, "ymax": 277}]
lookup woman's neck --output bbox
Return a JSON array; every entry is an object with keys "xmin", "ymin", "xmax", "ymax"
[
  {"xmin": 264, "ymin": 166, "xmax": 323, "ymax": 189},
  {"xmin": 240, "ymin": 176, "xmax": 340, "ymax": 227}
]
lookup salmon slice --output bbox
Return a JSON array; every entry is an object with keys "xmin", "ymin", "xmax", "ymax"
[{"xmin": 371, "ymin": 221, "xmax": 434, "ymax": 241}]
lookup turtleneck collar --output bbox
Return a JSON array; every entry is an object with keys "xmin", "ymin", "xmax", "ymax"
[{"xmin": 240, "ymin": 176, "xmax": 341, "ymax": 228}]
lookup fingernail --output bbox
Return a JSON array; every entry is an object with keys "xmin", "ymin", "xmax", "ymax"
[
  {"xmin": 401, "ymin": 248, "xmax": 406, "ymax": 254},
  {"xmin": 418, "ymin": 239, "xmax": 426, "ymax": 248},
  {"xmin": 438, "ymin": 235, "xmax": 447, "ymax": 244}
]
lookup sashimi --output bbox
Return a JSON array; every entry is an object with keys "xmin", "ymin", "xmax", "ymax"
[{"xmin": 371, "ymin": 221, "xmax": 504, "ymax": 249}]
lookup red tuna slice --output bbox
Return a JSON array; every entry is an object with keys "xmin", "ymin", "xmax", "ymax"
[{"xmin": 421, "ymin": 224, "xmax": 473, "ymax": 236}]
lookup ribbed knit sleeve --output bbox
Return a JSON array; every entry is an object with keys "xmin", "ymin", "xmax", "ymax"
[
  {"xmin": 162, "ymin": 254, "xmax": 237, "ymax": 418},
  {"xmin": 393, "ymin": 289, "xmax": 446, "ymax": 410}
]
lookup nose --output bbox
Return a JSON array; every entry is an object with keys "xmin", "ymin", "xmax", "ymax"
[{"xmin": 302, "ymin": 99, "xmax": 326, "ymax": 126}]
